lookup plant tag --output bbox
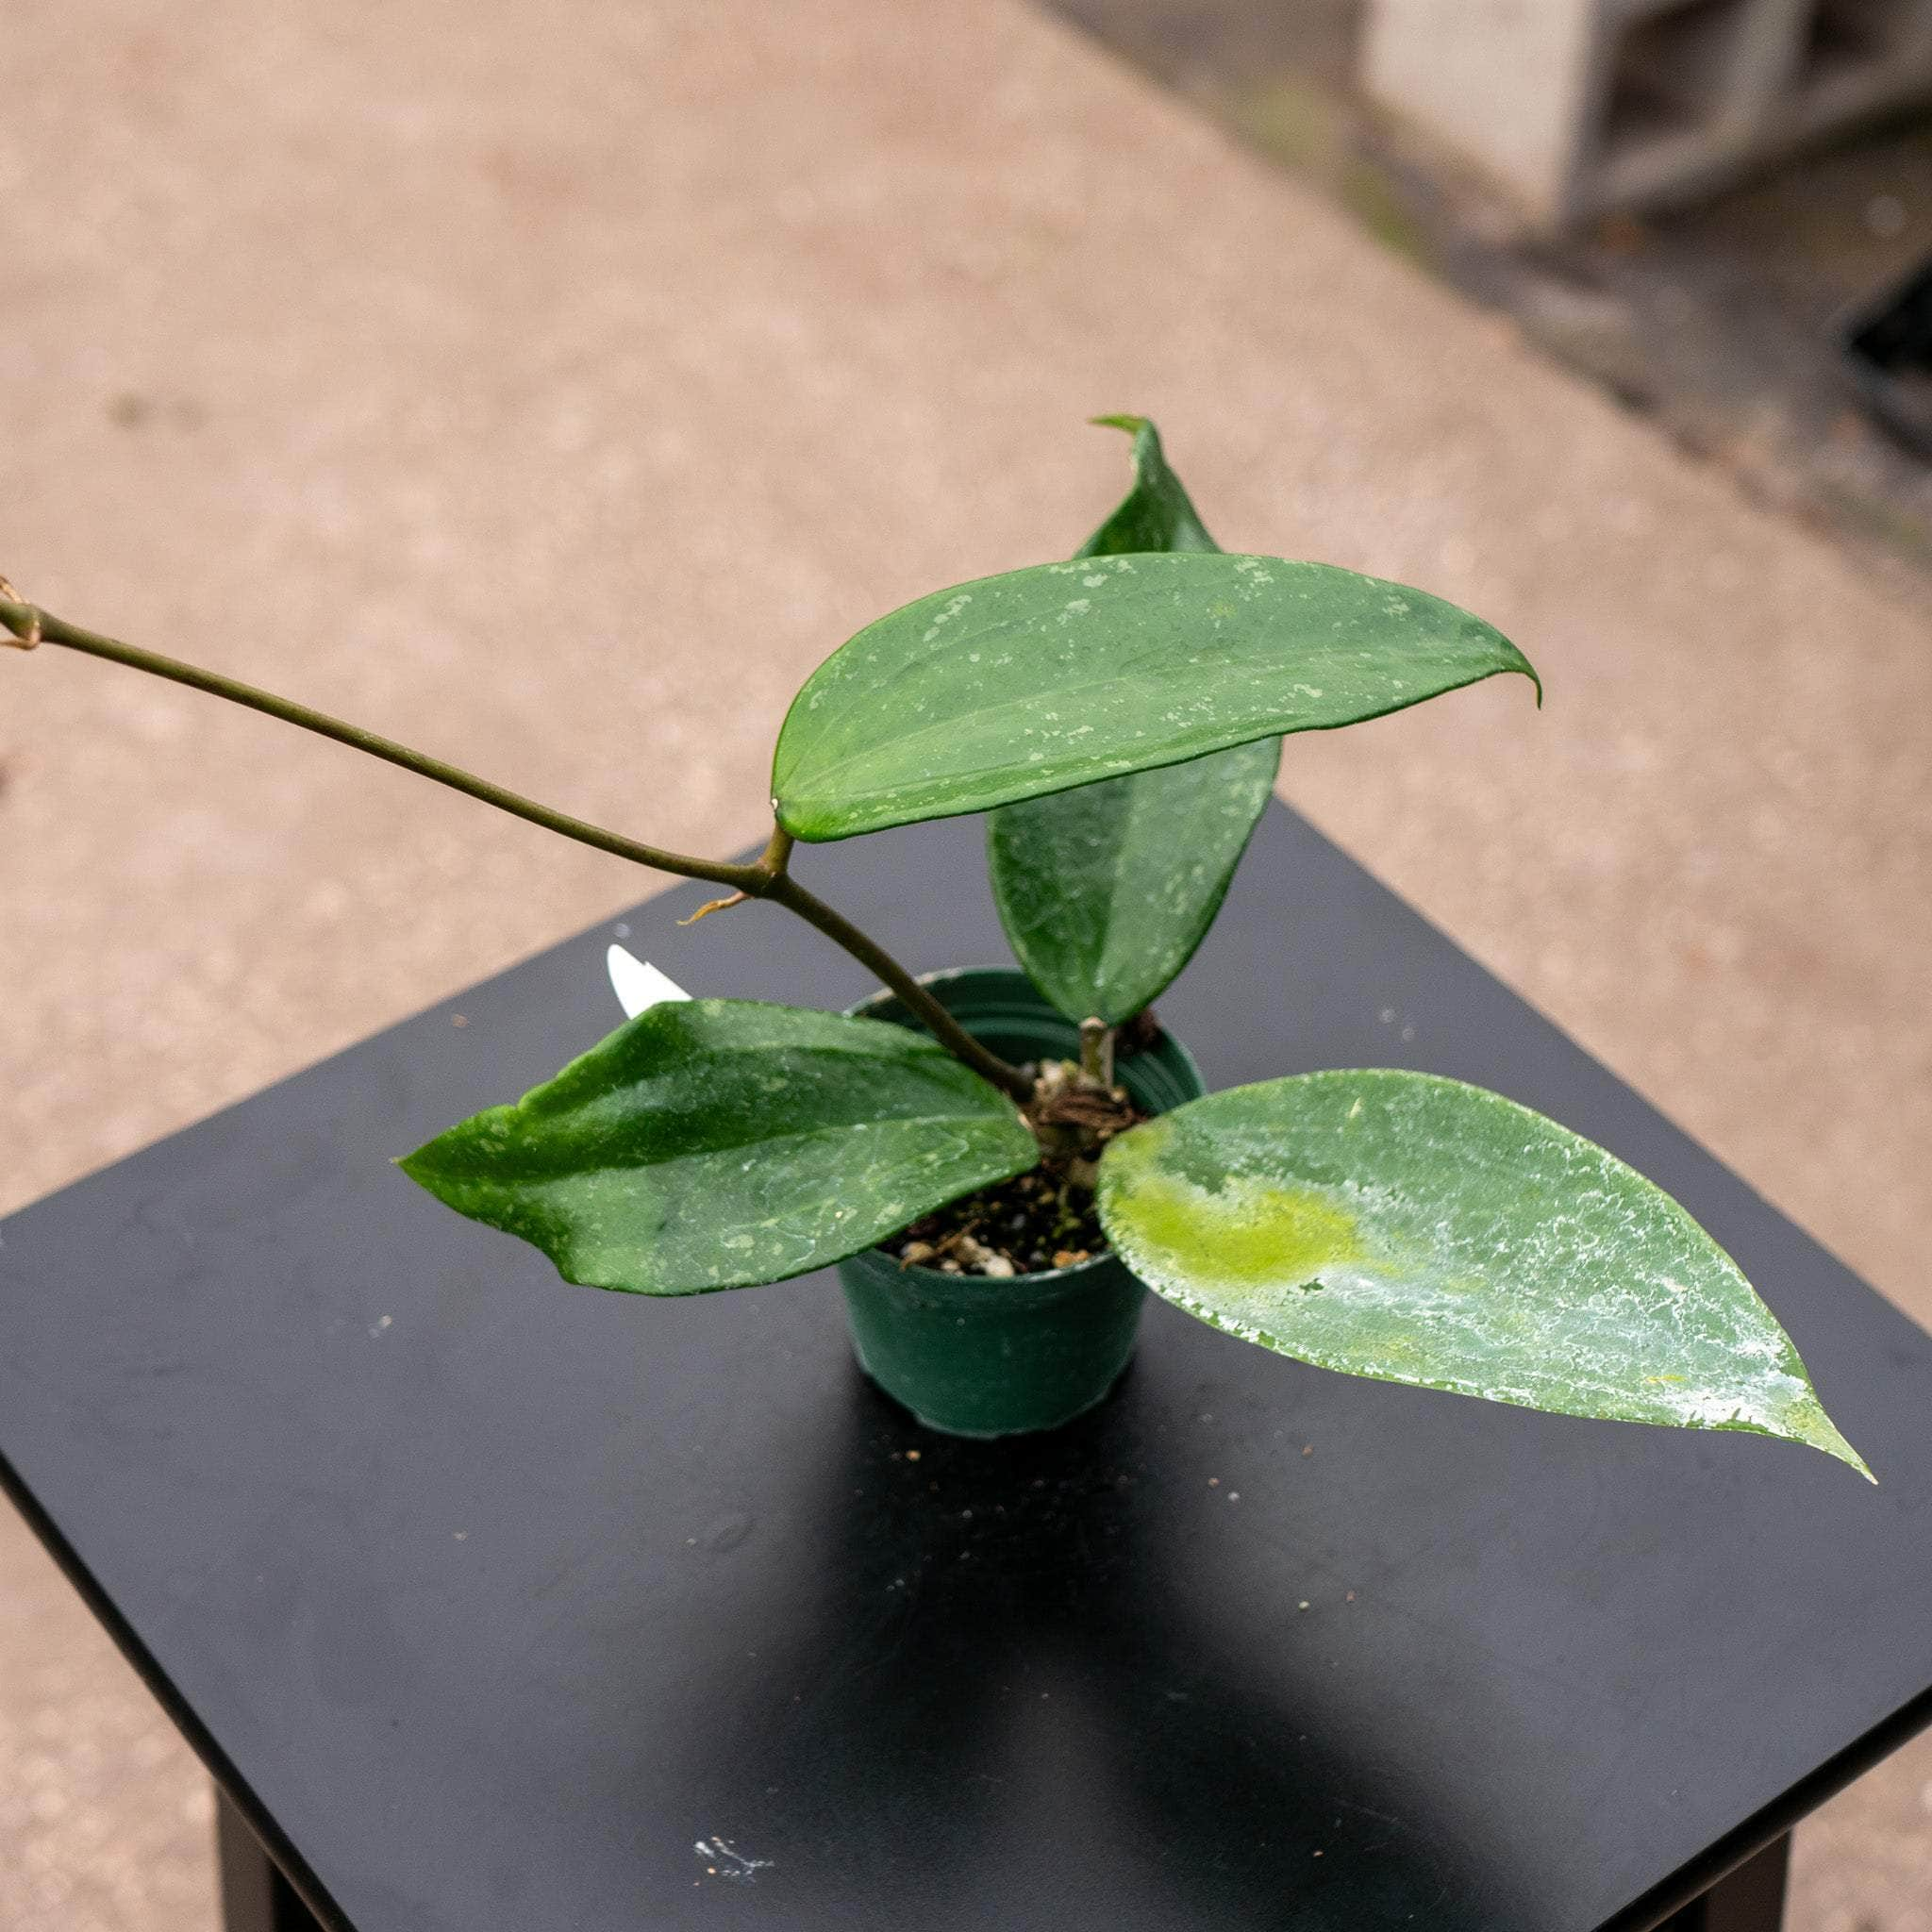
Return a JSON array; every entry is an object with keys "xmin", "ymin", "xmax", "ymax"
[{"xmin": 607, "ymin": 945, "xmax": 691, "ymax": 1019}]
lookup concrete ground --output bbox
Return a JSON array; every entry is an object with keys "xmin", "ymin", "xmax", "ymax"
[
  {"xmin": 1051, "ymin": 0, "xmax": 1932, "ymax": 599},
  {"xmin": 1, "ymin": 2, "xmax": 1927, "ymax": 1925}
]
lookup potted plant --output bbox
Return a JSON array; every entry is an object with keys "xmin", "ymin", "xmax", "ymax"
[{"xmin": 0, "ymin": 419, "xmax": 1869, "ymax": 1473}]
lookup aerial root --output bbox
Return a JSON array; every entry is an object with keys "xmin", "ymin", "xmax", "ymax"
[{"xmin": 678, "ymin": 891, "xmax": 748, "ymax": 926}]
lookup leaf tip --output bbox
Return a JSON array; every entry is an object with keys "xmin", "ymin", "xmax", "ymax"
[
  {"xmin": 395, "ymin": 1124, "xmax": 474, "ymax": 1195},
  {"xmin": 1808, "ymin": 1409, "xmax": 1877, "ymax": 1484},
  {"xmin": 1090, "ymin": 412, "xmax": 1148, "ymax": 435},
  {"xmin": 1769, "ymin": 1383, "xmax": 1874, "ymax": 1481},
  {"xmin": 1499, "ymin": 641, "xmax": 1543, "ymax": 709}
]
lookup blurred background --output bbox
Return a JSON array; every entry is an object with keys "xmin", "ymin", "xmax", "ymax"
[{"xmin": 2, "ymin": 1, "xmax": 1928, "ymax": 1925}]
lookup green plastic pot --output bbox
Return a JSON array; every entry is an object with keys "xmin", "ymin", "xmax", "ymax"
[{"xmin": 840, "ymin": 968, "xmax": 1203, "ymax": 1439}]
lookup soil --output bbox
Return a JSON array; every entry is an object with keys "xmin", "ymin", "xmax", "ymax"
[{"xmin": 888, "ymin": 1055, "xmax": 1149, "ymax": 1278}]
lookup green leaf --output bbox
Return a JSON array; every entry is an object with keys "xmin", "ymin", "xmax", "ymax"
[
  {"xmin": 989, "ymin": 743, "xmax": 1279, "ymax": 1024},
  {"xmin": 989, "ymin": 416, "xmax": 1281, "ymax": 1023},
  {"xmin": 1079, "ymin": 412, "xmax": 1220, "ymax": 553},
  {"xmin": 1096, "ymin": 1071, "xmax": 1871, "ymax": 1477},
  {"xmin": 400, "ymin": 1001, "xmax": 1038, "ymax": 1295},
  {"xmin": 772, "ymin": 549, "xmax": 1537, "ymax": 844}
]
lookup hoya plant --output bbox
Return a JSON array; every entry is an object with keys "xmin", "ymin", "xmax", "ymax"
[{"xmin": 0, "ymin": 419, "xmax": 1867, "ymax": 1474}]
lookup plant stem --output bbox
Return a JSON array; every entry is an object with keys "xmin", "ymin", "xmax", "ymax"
[
  {"xmin": 763, "ymin": 873, "xmax": 1034, "ymax": 1101},
  {"xmin": 1, "ymin": 594, "xmax": 1033, "ymax": 1100},
  {"xmin": 5, "ymin": 601, "xmax": 762, "ymax": 889}
]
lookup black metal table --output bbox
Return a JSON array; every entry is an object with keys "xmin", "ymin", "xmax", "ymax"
[{"xmin": 4, "ymin": 804, "xmax": 1928, "ymax": 1932}]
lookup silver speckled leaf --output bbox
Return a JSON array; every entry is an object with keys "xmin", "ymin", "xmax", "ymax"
[
  {"xmin": 1097, "ymin": 1070, "xmax": 1871, "ymax": 1476},
  {"xmin": 989, "ymin": 416, "xmax": 1280, "ymax": 1024},
  {"xmin": 990, "ymin": 741, "xmax": 1279, "ymax": 1024},
  {"xmin": 772, "ymin": 551, "xmax": 1537, "ymax": 842},
  {"xmin": 400, "ymin": 1001, "xmax": 1038, "ymax": 1294}
]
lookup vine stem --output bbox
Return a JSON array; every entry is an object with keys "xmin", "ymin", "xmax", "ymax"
[
  {"xmin": 1, "ymin": 595, "xmax": 1034, "ymax": 1102},
  {"xmin": 761, "ymin": 872, "xmax": 1030, "ymax": 1098}
]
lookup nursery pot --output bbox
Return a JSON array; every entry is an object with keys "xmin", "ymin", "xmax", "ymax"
[{"xmin": 840, "ymin": 968, "xmax": 1202, "ymax": 1439}]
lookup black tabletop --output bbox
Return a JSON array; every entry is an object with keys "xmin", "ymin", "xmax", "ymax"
[{"xmin": 4, "ymin": 804, "xmax": 1928, "ymax": 1932}]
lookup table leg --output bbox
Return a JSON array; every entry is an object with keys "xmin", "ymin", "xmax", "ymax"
[
  {"xmin": 1658, "ymin": 1832, "xmax": 1790, "ymax": 1932},
  {"xmin": 214, "ymin": 1785, "xmax": 325, "ymax": 1932}
]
